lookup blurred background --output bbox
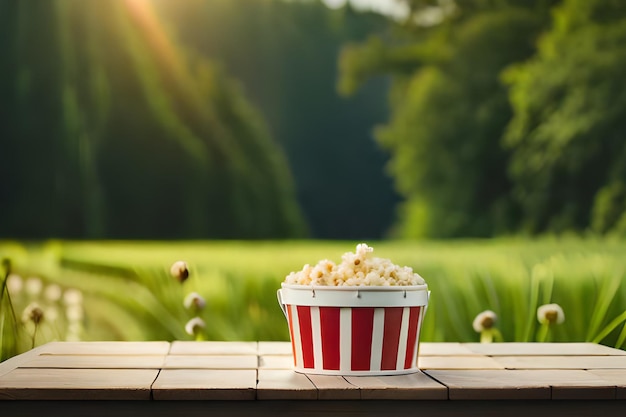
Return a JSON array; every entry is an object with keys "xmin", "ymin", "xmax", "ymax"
[
  {"xmin": 2, "ymin": 0, "xmax": 626, "ymax": 359},
  {"xmin": 2, "ymin": 0, "xmax": 626, "ymax": 240}
]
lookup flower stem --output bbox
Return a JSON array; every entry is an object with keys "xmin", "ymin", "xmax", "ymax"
[
  {"xmin": 536, "ymin": 322, "xmax": 551, "ymax": 342},
  {"xmin": 32, "ymin": 323, "xmax": 39, "ymax": 349}
]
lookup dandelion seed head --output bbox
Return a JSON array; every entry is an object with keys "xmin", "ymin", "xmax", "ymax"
[
  {"xmin": 537, "ymin": 303, "xmax": 565, "ymax": 325},
  {"xmin": 473, "ymin": 310, "xmax": 497, "ymax": 332},
  {"xmin": 170, "ymin": 261, "xmax": 190, "ymax": 283},
  {"xmin": 184, "ymin": 292, "xmax": 206, "ymax": 310},
  {"xmin": 23, "ymin": 302, "xmax": 44, "ymax": 325},
  {"xmin": 185, "ymin": 317, "xmax": 206, "ymax": 336}
]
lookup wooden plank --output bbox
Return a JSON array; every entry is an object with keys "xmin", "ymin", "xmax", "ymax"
[
  {"xmin": 0, "ymin": 368, "xmax": 157, "ymax": 400},
  {"xmin": 256, "ymin": 369, "xmax": 317, "ymax": 400},
  {"xmin": 0, "ymin": 345, "xmax": 47, "ymax": 378},
  {"xmin": 464, "ymin": 342, "xmax": 626, "ymax": 356},
  {"xmin": 258, "ymin": 355, "xmax": 293, "ymax": 369},
  {"xmin": 345, "ymin": 371, "xmax": 448, "ymax": 400},
  {"xmin": 169, "ymin": 341, "xmax": 257, "ymax": 355},
  {"xmin": 587, "ymin": 369, "xmax": 626, "ymax": 399},
  {"xmin": 418, "ymin": 355, "xmax": 504, "ymax": 370},
  {"xmin": 152, "ymin": 369, "xmax": 256, "ymax": 400},
  {"xmin": 257, "ymin": 341, "xmax": 292, "ymax": 356},
  {"xmin": 425, "ymin": 369, "xmax": 616, "ymax": 400},
  {"xmin": 38, "ymin": 341, "xmax": 170, "ymax": 355},
  {"xmin": 163, "ymin": 355, "xmax": 257, "ymax": 369},
  {"xmin": 492, "ymin": 355, "xmax": 626, "ymax": 369},
  {"xmin": 419, "ymin": 343, "xmax": 479, "ymax": 356},
  {"xmin": 19, "ymin": 354, "xmax": 164, "ymax": 369},
  {"xmin": 306, "ymin": 375, "xmax": 360, "ymax": 400},
  {"xmin": 545, "ymin": 370, "xmax": 617, "ymax": 400},
  {"xmin": 424, "ymin": 369, "xmax": 550, "ymax": 400}
]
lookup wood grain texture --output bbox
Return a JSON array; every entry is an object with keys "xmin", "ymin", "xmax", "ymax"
[
  {"xmin": 0, "ymin": 345, "xmax": 47, "ymax": 378},
  {"xmin": 21, "ymin": 354, "xmax": 165, "ymax": 369},
  {"xmin": 257, "ymin": 369, "xmax": 317, "ymax": 400},
  {"xmin": 0, "ymin": 368, "xmax": 158, "ymax": 400},
  {"xmin": 425, "ymin": 369, "xmax": 551, "ymax": 400},
  {"xmin": 2, "ymin": 341, "xmax": 625, "ymax": 403},
  {"xmin": 38, "ymin": 341, "xmax": 170, "ymax": 355},
  {"xmin": 164, "ymin": 355, "xmax": 257, "ymax": 369},
  {"xmin": 587, "ymin": 369, "xmax": 626, "ymax": 399},
  {"xmin": 258, "ymin": 355, "xmax": 293, "ymax": 369},
  {"xmin": 305, "ymin": 375, "xmax": 360, "ymax": 400},
  {"xmin": 152, "ymin": 369, "xmax": 256, "ymax": 400},
  {"xmin": 344, "ymin": 371, "xmax": 448, "ymax": 400},
  {"xmin": 419, "ymin": 355, "xmax": 504, "ymax": 370},
  {"xmin": 492, "ymin": 355, "xmax": 626, "ymax": 369},
  {"xmin": 425, "ymin": 369, "xmax": 617, "ymax": 400},
  {"xmin": 464, "ymin": 342, "xmax": 626, "ymax": 356},
  {"xmin": 169, "ymin": 341, "xmax": 257, "ymax": 355},
  {"xmin": 419, "ymin": 343, "xmax": 479, "ymax": 356},
  {"xmin": 257, "ymin": 341, "xmax": 292, "ymax": 356}
]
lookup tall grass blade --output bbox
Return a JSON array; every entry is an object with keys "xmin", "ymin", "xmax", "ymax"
[
  {"xmin": 591, "ymin": 310, "xmax": 626, "ymax": 344},
  {"xmin": 586, "ymin": 272, "xmax": 622, "ymax": 341}
]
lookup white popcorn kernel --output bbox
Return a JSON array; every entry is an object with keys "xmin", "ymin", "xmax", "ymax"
[{"xmin": 283, "ymin": 243, "xmax": 426, "ymax": 287}]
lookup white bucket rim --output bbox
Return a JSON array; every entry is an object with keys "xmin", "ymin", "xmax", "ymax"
[
  {"xmin": 279, "ymin": 284, "xmax": 429, "ymax": 308},
  {"xmin": 281, "ymin": 283, "xmax": 428, "ymax": 291}
]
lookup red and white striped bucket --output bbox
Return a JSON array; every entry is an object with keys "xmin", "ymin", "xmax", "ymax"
[{"xmin": 277, "ymin": 284, "xmax": 429, "ymax": 375}]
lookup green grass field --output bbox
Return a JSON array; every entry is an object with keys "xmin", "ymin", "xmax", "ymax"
[{"xmin": 2, "ymin": 238, "xmax": 626, "ymax": 360}]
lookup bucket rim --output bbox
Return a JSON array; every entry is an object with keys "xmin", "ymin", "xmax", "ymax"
[{"xmin": 281, "ymin": 283, "xmax": 428, "ymax": 292}]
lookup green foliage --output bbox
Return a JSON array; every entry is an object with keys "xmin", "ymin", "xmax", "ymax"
[
  {"xmin": 340, "ymin": 2, "xmax": 553, "ymax": 237},
  {"xmin": 155, "ymin": 0, "xmax": 399, "ymax": 239},
  {"xmin": 505, "ymin": 0, "xmax": 626, "ymax": 235},
  {"xmin": 0, "ymin": 0, "xmax": 305, "ymax": 239},
  {"xmin": 340, "ymin": 0, "xmax": 626, "ymax": 238}
]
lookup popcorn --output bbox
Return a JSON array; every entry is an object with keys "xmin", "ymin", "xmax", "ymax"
[{"xmin": 284, "ymin": 243, "xmax": 425, "ymax": 286}]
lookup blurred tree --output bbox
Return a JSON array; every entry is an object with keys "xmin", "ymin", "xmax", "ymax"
[
  {"xmin": 505, "ymin": 0, "xmax": 626, "ymax": 235},
  {"xmin": 155, "ymin": 0, "xmax": 399, "ymax": 239},
  {"xmin": 339, "ymin": 0, "xmax": 557, "ymax": 238},
  {"xmin": 0, "ymin": 0, "xmax": 305, "ymax": 239}
]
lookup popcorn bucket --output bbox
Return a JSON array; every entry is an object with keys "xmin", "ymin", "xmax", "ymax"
[{"xmin": 277, "ymin": 284, "xmax": 429, "ymax": 375}]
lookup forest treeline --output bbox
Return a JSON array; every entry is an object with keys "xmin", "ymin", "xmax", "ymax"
[
  {"xmin": 340, "ymin": 0, "xmax": 626, "ymax": 238},
  {"xmin": 1, "ymin": 0, "xmax": 396, "ymax": 239},
  {"xmin": 1, "ymin": 0, "xmax": 625, "ymax": 239}
]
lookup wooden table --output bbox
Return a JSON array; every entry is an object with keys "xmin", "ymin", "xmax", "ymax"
[{"xmin": 1, "ymin": 342, "xmax": 625, "ymax": 416}]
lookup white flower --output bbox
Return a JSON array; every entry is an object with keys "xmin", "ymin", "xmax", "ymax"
[
  {"xmin": 184, "ymin": 292, "xmax": 206, "ymax": 310},
  {"xmin": 66, "ymin": 305, "xmax": 84, "ymax": 322},
  {"xmin": 22, "ymin": 302, "xmax": 44, "ymax": 324},
  {"xmin": 537, "ymin": 303, "xmax": 565, "ymax": 325},
  {"xmin": 6, "ymin": 274, "xmax": 23, "ymax": 294},
  {"xmin": 170, "ymin": 261, "xmax": 189, "ymax": 283},
  {"xmin": 473, "ymin": 310, "xmax": 497, "ymax": 332},
  {"xmin": 25, "ymin": 277, "xmax": 43, "ymax": 296},
  {"xmin": 63, "ymin": 289, "xmax": 83, "ymax": 306},
  {"xmin": 44, "ymin": 284, "xmax": 63, "ymax": 302},
  {"xmin": 185, "ymin": 317, "xmax": 206, "ymax": 336}
]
